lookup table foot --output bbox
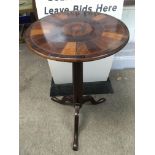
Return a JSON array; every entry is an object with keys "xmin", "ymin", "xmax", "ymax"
[
  {"xmin": 82, "ymin": 95, "xmax": 106, "ymax": 105},
  {"xmin": 51, "ymin": 95, "xmax": 105, "ymax": 106},
  {"xmin": 73, "ymin": 105, "xmax": 80, "ymax": 151},
  {"xmin": 51, "ymin": 96, "xmax": 73, "ymax": 105}
]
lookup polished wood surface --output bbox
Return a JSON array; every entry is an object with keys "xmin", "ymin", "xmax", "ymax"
[{"xmin": 25, "ymin": 11, "xmax": 129, "ymax": 62}]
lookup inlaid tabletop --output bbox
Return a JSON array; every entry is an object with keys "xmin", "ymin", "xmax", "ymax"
[{"xmin": 25, "ymin": 11, "xmax": 129, "ymax": 62}]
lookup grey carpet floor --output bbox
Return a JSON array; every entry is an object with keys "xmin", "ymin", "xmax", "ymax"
[{"xmin": 19, "ymin": 44, "xmax": 135, "ymax": 155}]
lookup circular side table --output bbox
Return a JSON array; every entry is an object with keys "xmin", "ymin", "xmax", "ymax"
[{"xmin": 24, "ymin": 11, "xmax": 129, "ymax": 151}]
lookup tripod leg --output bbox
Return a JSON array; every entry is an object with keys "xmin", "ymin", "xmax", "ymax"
[
  {"xmin": 82, "ymin": 95, "xmax": 106, "ymax": 105},
  {"xmin": 72, "ymin": 62, "xmax": 83, "ymax": 151},
  {"xmin": 73, "ymin": 105, "xmax": 80, "ymax": 151}
]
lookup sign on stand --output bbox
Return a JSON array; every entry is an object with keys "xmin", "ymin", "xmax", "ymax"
[{"xmin": 35, "ymin": 0, "xmax": 124, "ymax": 84}]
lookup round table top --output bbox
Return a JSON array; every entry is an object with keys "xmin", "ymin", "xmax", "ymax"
[{"xmin": 25, "ymin": 11, "xmax": 129, "ymax": 62}]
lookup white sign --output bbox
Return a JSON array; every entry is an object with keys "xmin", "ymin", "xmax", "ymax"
[{"xmin": 36, "ymin": 0, "xmax": 124, "ymax": 19}]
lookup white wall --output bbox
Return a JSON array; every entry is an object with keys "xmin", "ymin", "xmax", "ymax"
[{"xmin": 112, "ymin": 6, "xmax": 135, "ymax": 69}]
